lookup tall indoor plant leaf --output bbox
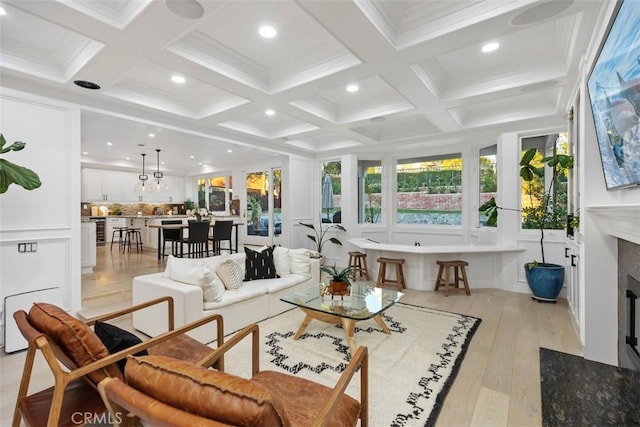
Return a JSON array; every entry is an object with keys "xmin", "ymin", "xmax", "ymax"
[{"xmin": 0, "ymin": 134, "xmax": 41, "ymax": 194}]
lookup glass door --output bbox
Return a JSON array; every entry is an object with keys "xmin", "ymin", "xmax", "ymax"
[{"xmin": 245, "ymin": 168, "xmax": 282, "ymax": 245}]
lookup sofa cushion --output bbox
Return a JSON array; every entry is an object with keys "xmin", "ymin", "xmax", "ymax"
[
  {"xmin": 289, "ymin": 249, "xmax": 311, "ymax": 276},
  {"xmin": 125, "ymin": 355, "xmax": 290, "ymax": 426},
  {"xmin": 203, "ymin": 282, "xmax": 268, "ymax": 310},
  {"xmin": 245, "ymin": 246, "xmax": 277, "ymax": 281},
  {"xmin": 164, "ymin": 255, "xmax": 216, "ymax": 278},
  {"xmin": 28, "ymin": 303, "xmax": 123, "ymax": 384},
  {"xmin": 251, "ymin": 274, "xmax": 309, "ymax": 294},
  {"xmin": 167, "ymin": 261, "xmax": 224, "ymax": 303},
  {"xmin": 94, "ymin": 321, "xmax": 148, "ymax": 373},
  {"xmin": 273, "ymin": 247, "xmax": 291, "ymax": 277},
  {"xmin": 216, "ymin": 253, "xmax": 244, "ymax": 290}
]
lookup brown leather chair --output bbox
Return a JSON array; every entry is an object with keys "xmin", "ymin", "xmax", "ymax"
[
  {"xmin": 98, "ymin": 323, "xmax": 369, "ymax": 427},
  {"xmin": 12, "ymin": 297, "xmax": 224, "ymax": 427}
]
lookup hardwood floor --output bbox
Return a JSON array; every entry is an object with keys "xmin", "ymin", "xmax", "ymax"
[{"xmin": 0, "ymin": 246, "xmax": 582, "ymax": 426}]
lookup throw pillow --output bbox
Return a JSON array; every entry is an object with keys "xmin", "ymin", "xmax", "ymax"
[
  {"xmin": 167, "ymin": 262, "xmax": 223, "ymax": 303},
  {"xmin": 244, "ymin": 246, "xmax": 277, "ymax": 281},
  {"xmin": 94, "ymin": 321, "xmax": 148, "ymax": 373},
  {"xmin": 273, "ymin": 246, "xmax": 291, "ymax": 276},
  {"xmin": 289, "ymin": 248, "xmax": 311, "ymax": 275},
  {"xmin": 163, "ymin": 255, "xmax": 206, "ymax": 278},
  {"xmin": 216, "ymin": 253, "xmax": 244, "ymax": 289}
]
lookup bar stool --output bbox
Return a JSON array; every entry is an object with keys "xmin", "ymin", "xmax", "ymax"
[
  {"xmin": 348, "ymin": 251, "xmax": 371, "ymax": 281},
  {"xmin": 123, "ymin": 228, "xmax": 143, "ymax": 253},
  {"xmin": 376, "ymin": 257, "xmax": 406, "ymax": 290},
  {"xmin": 110, "ymin": 227, "xmax": 128, "ymax": 252},
  {"xmin": 434, "ymin": 260, "xmax": 470, "ymax": 297}
]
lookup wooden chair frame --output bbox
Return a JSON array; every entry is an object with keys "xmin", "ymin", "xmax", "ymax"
[
  {"xmin": 12, "ymin": 296, "xmax": 224, "ymax": 427},
  {"xmin": 99, "ymin": 323, "xmax": 369, "ymax": 427}
]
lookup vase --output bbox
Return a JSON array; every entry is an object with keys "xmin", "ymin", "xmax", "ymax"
[
  {"xmin": 524, "ymin": 263, "xmax": 565, "ymax": 302},
  {"xmin": 329, "ymin": 280, "xmax": 349, "ymax": 296}
]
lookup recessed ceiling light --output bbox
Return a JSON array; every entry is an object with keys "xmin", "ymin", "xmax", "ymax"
[
  {"xmin": 482, "ymin": 42, "xmax": 500, "ymax": 53},
  {"xmin": 265, "ymin": 109, "xmax": 276, "ymax": 116},
  {"xmin": 0, "ymin": 7, "xmax": 7, "ymax": 16},
  {"xmin": 161, "ymin": 161, "xmax": 165, "ymax": 165},
  {"xmin": 198, "ymin": 162, "xmax": 202, "ymax": 165},
  {"xmin": 82, "ymin": 151, "xmax": 88, "ymax": 155},
  {"xmin": 259, "ymin": 25, "xmax": 277, "ymax": 39},
  {"xmin": 189, "ymin": 155, "xmax": 195, "ymax": 159},
  {"xmin": 148, "ymin": 133, "xmax": 155, "ymax": 138},
  {"xmin": 74, "ymin": 80, "xmax": 101, "ymax": 90},
  {"xmin": 125, "ymin": 157, "xmax": 131, "ymax": 160},
  {"xmin": 106, "ymin": 142, "xmax": 113, "ymax": 146},
  {"xmin": 171, "ymin": 75, "xmax": 186, "ymax": 84},
  {"xmin": 346, "ymin": 84, "xmax": 359, "ymax": 92},
  {"xmin": 227, "ymin": 149, "xmax": 233, "ymax": 153}
]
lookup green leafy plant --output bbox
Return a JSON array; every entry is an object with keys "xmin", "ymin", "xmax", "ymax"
[
  {"xmin": 479, "ymin": 147, "xmax": 573, "ymax": 265},
  {"xmin": 0, "ymin": 134, "xmax": 41, "ymax": 194},
  {"xmin": 299, "ymin": 222, "xmax": 346, "ymax": 254},
  {"xmin": 320, "ymin": 264, "xmax": 353, "ymax": 285}
]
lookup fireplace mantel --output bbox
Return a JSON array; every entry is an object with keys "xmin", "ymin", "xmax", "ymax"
[{"xmin": 587, "ymin": 204, "xmax": 640, "ymax": 246}]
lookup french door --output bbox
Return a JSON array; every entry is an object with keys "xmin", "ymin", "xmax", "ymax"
[{"xmin": 244, "ymin": 168, "xmax": 282, "ymax": 246}]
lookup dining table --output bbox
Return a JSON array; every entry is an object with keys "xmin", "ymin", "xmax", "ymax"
[{"xmin": 149, "ymin": 221, "xmax": 244, "ymax": 260}]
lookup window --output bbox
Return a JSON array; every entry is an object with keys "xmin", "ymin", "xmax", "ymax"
[
  {"xmin": 321, "ymin": 161, "xmax": 341, "ymax": 224},
  {"xmin": 358, "ymin": 160, "xmax": 382, "ymax": 224},
  {"xmin": 196, "ymin": 175, "xmax": 232, "ymax": 212},
  {"xmin": 396, "ymin": 154, "xmax": 463, "ymax": 225},
  {"xmin": 520, "ymin": 133, "xmax": 569, "ymax": 230},
  {"xmin": 479, "ymin": 145, "xmax": 497, "ymax": 227}
]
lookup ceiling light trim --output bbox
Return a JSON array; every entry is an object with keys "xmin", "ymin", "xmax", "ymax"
[{"xmin": 56, "ymin": 0, "xmax": 153, "ymax": 30}]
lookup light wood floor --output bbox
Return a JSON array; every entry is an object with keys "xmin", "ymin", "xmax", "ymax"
[{"xmin": 0, "ymin": 245, "xmax": 582, "ymax": 426}]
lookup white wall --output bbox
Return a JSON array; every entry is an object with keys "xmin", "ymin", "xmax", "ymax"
[{"xmin": 0, "ymin": 88, "xmax": 81, "ymax": 347}]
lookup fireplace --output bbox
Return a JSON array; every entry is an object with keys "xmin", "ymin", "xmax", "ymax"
[
  {"xmin": 625, "ymin": 274, "xmax": 640, "ymax": 370},
  {"xmin": 619, "ymin": 239, "xmax": 640, "ymax": 371}
]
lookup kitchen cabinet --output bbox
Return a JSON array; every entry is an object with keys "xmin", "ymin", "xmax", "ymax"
[
  {"xmin": 122, "ymin": 172, "xmax": 147, "ymax": 202},
  {"xmin": 81, "ymin": 221, "xmax": 96, "ymax": 273},
  {"xmin": 82, "ymin": 169, "xmax": 124, "ymax": 201}
]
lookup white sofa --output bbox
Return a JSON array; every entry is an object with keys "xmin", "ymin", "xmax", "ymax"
[{"xmin": 132, "ymin": 248, "xmax": 320, "ymax": 343}]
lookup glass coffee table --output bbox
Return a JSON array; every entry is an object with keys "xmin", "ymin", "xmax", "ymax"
[{"xmin": 280, "ymin": 283, "xmax": 404, "ymax": 354}]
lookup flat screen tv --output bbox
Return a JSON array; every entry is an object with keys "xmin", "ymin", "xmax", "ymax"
[{"xmin": 587, "ymin": 0, "xmax": 640, "ymax": 190}]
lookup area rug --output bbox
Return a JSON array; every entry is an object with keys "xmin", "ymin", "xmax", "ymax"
[
  {"xmin": 222, "ymin": 302, "xmax": 481, "ymax": 426},
  {"xmin": 540, "ymin": 347, "xmax": 640, "ymax": 426}
]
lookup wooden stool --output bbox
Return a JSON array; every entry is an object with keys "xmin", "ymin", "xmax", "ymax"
[
  {"xmin": 348, "ymin": 251, "xmax": 371, "ymax": 281},
  {"xmin": 434, "ymin": 260, "xmax": 470, "ymax": 296},
  {"xmin": 376, "ymin": 257, "xmax": 406, "ymax": 291}
]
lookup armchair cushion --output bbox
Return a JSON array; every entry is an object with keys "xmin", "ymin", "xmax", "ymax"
[
  {"xmin": 94, "ymin": 321, "xmax": 148, "ymax": 373},
  {"xmin": 125, "ymin": 355, "xmax": 290, "ymax": 426},
  {"xmin": 28, "ymin": 303, "xmax": 122, "ymax": 384}
]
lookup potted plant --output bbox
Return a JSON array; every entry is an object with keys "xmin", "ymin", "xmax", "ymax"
[
  {"xmin": 299, "ymin": 221, "xmax": 346, "ymax": 255},
  {"xmin": 480, "ymin": 147, "xmax": 574, "ymax": 301},
  {"xmin": 0, "ymin": 134, "xmax": 41, "ymax": 194},
  {"xmin": 321, "ymin": 264, "xmax": 353, "ymax": 295}
]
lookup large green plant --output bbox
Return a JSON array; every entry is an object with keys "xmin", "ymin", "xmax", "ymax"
[
  {"xmin": 299, "ymin": 222, "xmax": 346, "ymax": 254},
  {"xmin": 479, "ymin": 147, "xmax": 573, "ymax": 264},
  {"xmin": 0, "ymin": 134, "xmax": 41, "ymax": 194}
]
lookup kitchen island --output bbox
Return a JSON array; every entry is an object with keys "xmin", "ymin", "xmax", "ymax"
[{"xmin": 348, "ymin": 238, "xmax": 525, "ymax": 291}]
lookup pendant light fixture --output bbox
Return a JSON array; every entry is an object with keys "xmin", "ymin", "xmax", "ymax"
[
  {"xmin": 153, "ymin": 148, "xmax": 168, "ymax": 192},
  {"xmin": 134, "ymin": 153, "xmax": 153, "ymax": 194}
]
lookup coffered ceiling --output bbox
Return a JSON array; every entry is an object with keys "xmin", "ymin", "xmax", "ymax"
[{"xmin": 0, "ymin": 0, "xmax": 610, "ymax": 175}]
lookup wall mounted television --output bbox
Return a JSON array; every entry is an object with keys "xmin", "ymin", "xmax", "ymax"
[{"xmin": 587, "ymin": 0, "xmax": 640, "ymax": 190}]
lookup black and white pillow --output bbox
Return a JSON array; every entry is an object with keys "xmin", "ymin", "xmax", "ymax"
[{"xmin": 244, "ymin": 246, "xmax": 277, "ymax": 281}]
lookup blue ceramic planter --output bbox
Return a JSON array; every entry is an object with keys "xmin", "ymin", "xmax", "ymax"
[{"xmin": 524, "ymin": 263, "xmax": 565, "ymax": 301}]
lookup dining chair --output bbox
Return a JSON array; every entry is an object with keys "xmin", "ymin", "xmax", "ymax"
[
  {"xmin": 182, "ymin": 220, "xmax": 211, "ymax": 258},
  {"xmin": 209, "ymin": 220, "xmax": 234, "ymax": 255},
  {"xmin": 161, "ymin": 219, "xmax": 182, "ymax": 258}
]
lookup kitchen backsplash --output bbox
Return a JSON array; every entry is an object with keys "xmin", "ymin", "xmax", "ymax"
[{"xmin": 81, "ymin": 202, "xmax": 186, "ymax": 217}]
